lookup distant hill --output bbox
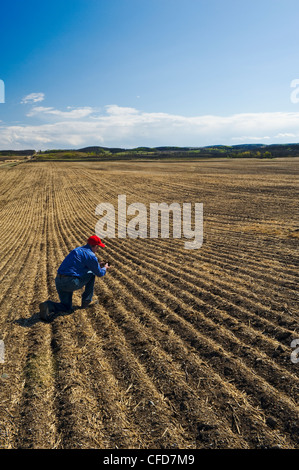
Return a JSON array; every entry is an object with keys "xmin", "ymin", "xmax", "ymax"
[
  {"xmin": 78, "ymin": 146, "xmax": 128, "ymax": 154},
  {"xmin": 2, "ymin": 144, "xmax": 299, "ymax": 161},
  {"xmin": 0, "ymin": 149, "xmax": 35, "ymax": 156},
  {"xmin": 75, "ymin": 143, "xmax": 299, "ymax": 159},
  {"xmin": 77, "ymin": 143, "xmax": 299, "ymax": 157}
]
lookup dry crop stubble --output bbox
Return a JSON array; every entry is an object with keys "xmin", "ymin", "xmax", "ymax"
[{"xmin": 0, "ymin": 158, "xmax": 298, "ymax": 449}]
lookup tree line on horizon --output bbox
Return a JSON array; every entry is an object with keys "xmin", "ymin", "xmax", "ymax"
[{"xmin": 1, "ymin": 143, "xmax": 299, "ymax": 160}]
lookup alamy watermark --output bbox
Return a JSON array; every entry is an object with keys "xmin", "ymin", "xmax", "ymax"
[
  {"xmin": 290, "ymin": 79, "xmax": 299, "ymax": 103},
  {"xmin": 0, "ymin": 340, "xmax": 4, "ymax": 364},
  {"xmin": 291, "ymin": 339, "xmax": 299, "ymax": 364},
  {"xmin": 0, "ymin": 79, "xmax": 5, "ymax": 103},
  {"xmin": 95, "ymin": 195, "xmax": 203, "ymax": 249}
]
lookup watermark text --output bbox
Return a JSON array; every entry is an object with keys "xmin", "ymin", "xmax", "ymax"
[
  {"xmin": 291, "ymin": 339, "xmax": 299, "ymax": 364},
  {"xmin": 95, "ymin": 195, "xmax": 203, "ymax": 249},
  {"xmin": 0, "ymin": 340, "xmax": 4, "ymax": 364},
  {"xmin": 290, "ymin": 79, "xmax": 299, "ymax": 104},
  {"xmin": 0, "ymin": 80, "xmax": 4, "ymax": 103}
]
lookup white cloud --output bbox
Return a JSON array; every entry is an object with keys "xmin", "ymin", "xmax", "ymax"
[
  {"xmin": 231, "ymin": 136, "xmax": 271, "ymax": 142},
  {"xmin": 26, "ymin": 106, "xmax": 96, "ymax": 119},
  {"xmin": 1, "ymin": 105, "xmax": 299, "ymax": 149},
  {"xmin": 274, "ymin": 132, "xmax": 296, "ymax": 138},
  {"xmin": 21, "ymin": 92, "xmax": 45, "ymax": 104},
  {"xmin": 104, "ymin": 105, "xmax": 139, "ymax": 116}
]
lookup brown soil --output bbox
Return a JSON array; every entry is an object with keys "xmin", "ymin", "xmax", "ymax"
[{"xmin": 0, "ymin": 158, "xmax": 298, "ymax": 449}]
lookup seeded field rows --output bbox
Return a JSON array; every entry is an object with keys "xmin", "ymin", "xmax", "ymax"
[{"xmin": 0, "ymin": 158, "xmax": 298, "ymax": 449}]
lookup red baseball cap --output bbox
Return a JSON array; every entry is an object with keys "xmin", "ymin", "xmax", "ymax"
[{"xmin": 87, "ymin": 235, "xmax": 106, "ymax": 247}]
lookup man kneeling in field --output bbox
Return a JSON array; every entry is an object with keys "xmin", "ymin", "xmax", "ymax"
[{"xmin": 39, "ymin": 235, "xmax": 109, "ymax": 322}]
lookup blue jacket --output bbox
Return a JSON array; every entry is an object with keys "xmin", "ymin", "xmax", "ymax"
[{"xmin": 57, "ymin": 244, "xmax": 106, "ymax": 277}]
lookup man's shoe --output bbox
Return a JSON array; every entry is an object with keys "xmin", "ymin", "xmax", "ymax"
[
  {"xmin": 39, "ymin": 301, "xmax": 54, "ymax": 322},
  {"xmin": 81, "ymin": 300, "xmax": 99, "ymax": 309}
]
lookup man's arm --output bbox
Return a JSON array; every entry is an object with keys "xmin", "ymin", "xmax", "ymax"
[{"xmin": 86, "ymin": 253, "xmax": 107, "ymax": 277}]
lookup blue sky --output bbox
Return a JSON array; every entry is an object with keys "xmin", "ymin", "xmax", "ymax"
[{"xmin": 1, "ymin": 0, "xmax": 299, "ymax": 149}]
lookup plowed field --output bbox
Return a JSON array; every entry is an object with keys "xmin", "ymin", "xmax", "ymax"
[{"xmin": 0, "ymin": 158, "xmax": 298, "ymax": 449}]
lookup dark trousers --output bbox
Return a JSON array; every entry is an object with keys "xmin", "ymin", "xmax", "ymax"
[{"xmin": 48, "ymin": 272, "xmax": 95, "ymax": 313}]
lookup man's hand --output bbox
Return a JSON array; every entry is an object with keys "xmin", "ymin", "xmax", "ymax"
[{"xmin": 100, "ymin": 261, "xmax": 110, "ymax": 269}]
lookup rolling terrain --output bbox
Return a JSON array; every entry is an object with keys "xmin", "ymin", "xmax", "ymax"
[{"xmin": 0, "ymin": 158, "xmax": 298, "ymax": 449}]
